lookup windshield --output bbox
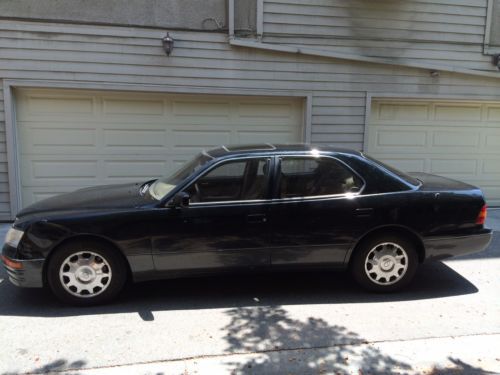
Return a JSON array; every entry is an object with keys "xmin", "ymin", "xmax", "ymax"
[
  {"xmin": 363, "ymin": 154, "xmax": 420, "ymax": 187},
  {"xmin": 149, "ymin": 152, "xmax": 213, "ymax": 200}
]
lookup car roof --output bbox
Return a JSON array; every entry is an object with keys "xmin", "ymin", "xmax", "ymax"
[{"xmin": 206, "ymin": 143, "xmax": 363, "ymax": 158}]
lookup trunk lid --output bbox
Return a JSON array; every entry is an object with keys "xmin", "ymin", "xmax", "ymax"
[{"xmin": 408, "ymin": 172, "xmax": 479, "ymax": 192}]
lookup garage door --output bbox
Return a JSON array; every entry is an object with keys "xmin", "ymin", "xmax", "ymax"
[
  {"xmin": 366, "ymin": 99, "xmax": 500, "ymax": 206},
  {"xmin": 15, "ymin": 88, "xmax": 303, "ymax": 208}
]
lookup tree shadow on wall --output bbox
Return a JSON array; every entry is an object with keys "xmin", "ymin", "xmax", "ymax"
[{"xmin": 223, "ymin": 305, "xmax": 412, "ymax": 374}]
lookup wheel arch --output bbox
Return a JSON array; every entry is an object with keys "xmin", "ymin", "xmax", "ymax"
[
  {"xmin": 346, "ymin": 225, "xmax": 426, "ymax": 266},
  {"xmin": 42, "ymin": 234, "xmax": 133, "ymax": 287}
]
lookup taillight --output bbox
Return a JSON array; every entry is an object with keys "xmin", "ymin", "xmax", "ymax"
[{"xmin": 476, "ymin": 205, "xmax": 487, "ymax": 225}]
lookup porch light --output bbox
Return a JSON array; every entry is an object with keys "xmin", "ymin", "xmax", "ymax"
[{"xmin": 162, "ymin": 32, "xmax": 174, "ymax": 56}]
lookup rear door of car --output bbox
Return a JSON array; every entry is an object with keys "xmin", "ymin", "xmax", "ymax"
[
  {"xmin": 267, "ymin": 154, "xmax": 367, "ymax": 267},
  {"xmin": 152, "ymin": 156, "xmax": 274, "ymax": 274}
]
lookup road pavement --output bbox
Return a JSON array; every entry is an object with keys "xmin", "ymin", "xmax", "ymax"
[{"xmin": 0, "ymin": 212, "xmax": 499, "ymax": 374}]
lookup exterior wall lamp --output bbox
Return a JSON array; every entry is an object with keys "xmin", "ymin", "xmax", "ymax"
[
  {"xmin": 162, "ymin": 32, "xmax": 174, "ymax": 56},
  {"xmin": 493, "ymin": 54, "xmax": 500, "ymax": 69}
]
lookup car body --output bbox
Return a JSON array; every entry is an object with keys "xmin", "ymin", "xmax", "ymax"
[{"xmin": 2, "ymin": 144, "xmax": 492, "ymax": 305}]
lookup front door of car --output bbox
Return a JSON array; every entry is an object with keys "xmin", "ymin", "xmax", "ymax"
[
  {"xmin": 268, "ymin": 155, "xmax": 367, "ymax": 267},
  {"xmin": 152, "ymin": 157, "xmax": 273, "ymax": 274}
]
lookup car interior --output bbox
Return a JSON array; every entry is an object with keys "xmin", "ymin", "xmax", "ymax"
[{"xmin": 186, "ymin": 156, "xmax": 362, "ymax": 203}]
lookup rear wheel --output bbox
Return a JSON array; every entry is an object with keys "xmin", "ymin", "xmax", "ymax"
[
  {"xmin": 350, "ymin": 234, "xmax": 418, "ymax": 292},
  {"xmin": 47, "ymin": 240, "xmax": 127, "ymax": 306}
]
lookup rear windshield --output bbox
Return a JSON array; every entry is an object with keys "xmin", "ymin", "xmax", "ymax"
[{"xmin": 363, "ymin": 154, "xmax": 421, "ymax": 187}]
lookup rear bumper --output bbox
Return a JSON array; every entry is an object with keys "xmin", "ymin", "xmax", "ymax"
[
  {"xmin": 423, "ymin": 229, "xmax": 493, "ymax": 261},
  {"xmin": 1, "ymin": 255, "xmax": 45, "ymax": 288}
]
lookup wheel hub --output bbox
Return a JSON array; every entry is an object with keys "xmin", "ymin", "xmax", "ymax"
[
  {"xmin": 76, "ymin": 266, "xmax": 96, "ymax": 283},
  {"xmin": 380, "ymin": 256, "xmax": 395, "ymax": 271}
]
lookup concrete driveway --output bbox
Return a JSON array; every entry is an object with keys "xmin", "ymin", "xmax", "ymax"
[{"xmin": 0, "ymin": 212, "xmax": 499, "ymax": 374}]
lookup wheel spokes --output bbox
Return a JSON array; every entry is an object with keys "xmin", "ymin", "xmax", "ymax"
[
  {"xmin": 364, "ymin": 242, "xmax": 409, "ymax": 286},
  {"xmin": 59, "ymin": 250, "xmax": 112, "ymax": 298}
]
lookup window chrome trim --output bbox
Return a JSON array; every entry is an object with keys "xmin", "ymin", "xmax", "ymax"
[{"xmin": 185, "ymin": 153, "xmax": 367, "ymax": 206}]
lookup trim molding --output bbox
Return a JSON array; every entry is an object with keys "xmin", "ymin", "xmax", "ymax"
[
  {"xmin": 229, "ymin": 38, "xmax": 500, "ymax": 79},
  {"xmin": 3, "ymin": 79, "xmax": 312, "ymax": 217},
  {"xmin": 484, "ymin": 0, "xmax": 500, "ymax": 55}
]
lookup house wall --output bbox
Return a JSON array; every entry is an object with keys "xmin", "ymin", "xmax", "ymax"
[
  {"xmin": 262, "ymin": 0, "xmax": 496, "ymax": 71},
  {"xmin": 0, "ymin": 17, "xmax": 500, "ymax": 219},
  {"xmin": 0, "ymin": 0, "xmax": 227, "ymax": 31}
]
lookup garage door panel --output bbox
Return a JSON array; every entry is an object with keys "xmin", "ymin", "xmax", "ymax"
[
  {"xmin": 172, "ymin": 130, "xmax": 232, "ymax": 150},
  {"xmin": 482, "ymin": 160, "xmax": 500, "ymax": 175},
  {"xmin": 430, "ymin": 159, "xmax": 478, "ymax": 176},
  {"xmin": 432, "ymin": 131, "xmax": 479, "ymax": 148},
  {"xmin": 377, "ymin": 130, "xmax": 427, "ymax": 147},
  {"xmin": 103, "ymin": 160, "xmax": 169, "ymax": 180},
  {"xmin": 103, "ymin": 129, "xmax": 167, "ymax": 148},
  {"xmin": 434, "ymin": 104, "xmax": 482, "ymax": 122},
  {"xmin": 20, "ymin": 126, "xmax": 98, "ymax": 148},
  {"xmin": 172, "ymin": 100, "xmax": 231, "ymax": 120},
  {"xmin": 103, "ymin": 98, "xmax": 165, "ymax": 116},
  {"xmin": 15, "ymin": 88, "xmax": 303, "ymax": 207},
  {"xmin": 20, "ymin": 158, "xmax": 100, "ymax": 186},
  {"xmin": 368, "ymin": 99, "xmax": 500, "ymax": 205},
  {"xmin": 237, "ymin": 130, "xmax": 298, "ymax": 144},
  {"xmin": 486, "ymin": 106, "xmax": 500, "ymax": 120},
  {"xmin": 377, "ymin": 103, "xmax": 430, "ymax": 121},
  {"xmin": 22, "ymin": 95, "xmax": 96, "ymax": 117},
  {"xmin": 377, "ymin": 158, "xmax": 426, "ymax": 173}
]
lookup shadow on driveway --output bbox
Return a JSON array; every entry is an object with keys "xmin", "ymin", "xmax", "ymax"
[{"xmin": 0, "ymin": 261, "xmax": 477, "ymax": 319}]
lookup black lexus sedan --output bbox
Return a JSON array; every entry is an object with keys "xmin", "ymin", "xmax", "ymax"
[{"xmin": 2, "ymin": 144, "xmax": 492, "ymax": 305}]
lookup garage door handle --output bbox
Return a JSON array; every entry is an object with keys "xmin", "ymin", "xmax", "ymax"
[
  {"xmin": 355, "ymin": 208, "xmax": 374, "ymax": 217},
  {"xmin": 247, "ymin": 214, "xmax": 267, "ymax": 223}
]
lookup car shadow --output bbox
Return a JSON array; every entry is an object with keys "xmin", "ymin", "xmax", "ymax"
[{"xmin": 0, "ymin": 261, "xmax": 478, "ymax": 319}]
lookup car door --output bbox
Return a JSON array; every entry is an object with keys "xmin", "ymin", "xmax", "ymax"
[
  {"xmin": 152, "ymin": 156, "xmax": 273, "ymax": 274},
  {"xmin": 268, "ymin": 155, "xmax": 367, "ymax": 267}
]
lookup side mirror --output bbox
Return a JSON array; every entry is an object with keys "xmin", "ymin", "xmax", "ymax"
[
  {"xmin": 349, "ymin": 186, "xmax": 361, "ymax": 194},
  {"xmin": 171, "ymin": 192, "xmax": 190, "ymax": 208}
]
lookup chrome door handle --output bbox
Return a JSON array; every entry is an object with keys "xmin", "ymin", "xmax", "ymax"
[
  {"xmin": 355, "ymin": 208, "xmax": 374, "ymax": 217},
  {"xmin": 247, "ymin": 214, "xmax": 267, "ymax": 223}
]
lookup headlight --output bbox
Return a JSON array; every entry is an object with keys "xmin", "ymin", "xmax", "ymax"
[{"xmin": 5, "ymin": 227, "xmax": 24, "ymax": 248}]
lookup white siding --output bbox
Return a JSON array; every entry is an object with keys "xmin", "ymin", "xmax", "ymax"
[
  {"xmin": 0, "ymin": 19, "xmax": 500, "ymax": 218},
  {"xmin": 263, "ymin": 0, "xmax": 495, "ymax": 71}
]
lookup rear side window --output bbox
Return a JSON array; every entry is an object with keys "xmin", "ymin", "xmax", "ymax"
[{"xmin": 278, "ymin": 157, "xmax": 363, "ymax": 198}]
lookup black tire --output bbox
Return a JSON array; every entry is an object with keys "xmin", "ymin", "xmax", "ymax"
[
  {"xmin": 350, "ymin": 233, "xmax": 418, "ymax": 292},
  {"xmin": 47, "ymin": 239, "xmax": 127, "ymax": 306}
]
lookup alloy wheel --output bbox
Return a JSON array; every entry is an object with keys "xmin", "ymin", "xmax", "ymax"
[
  {"xmin": 364, "ymin": 242, "xmax": 409, "ymax": 285},
  {"xmin": 59, "ymin": 251, "xmax": 112, "ymax": 298}
]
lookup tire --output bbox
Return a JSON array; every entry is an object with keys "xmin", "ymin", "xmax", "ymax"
[
  {"xmin": 350, "ymin": 233, "xmax": 418, "ymax": 292},
  {"xmin": 47, "ymin": 239, "xmax": 127, "ymax": 306}
]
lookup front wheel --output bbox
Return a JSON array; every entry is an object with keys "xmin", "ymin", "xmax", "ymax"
[
  {"xmin": 350, "ymin": 234, "xmax": 418, "ymax": 292},
  {"xmin": 47, "ymin": 240, "xmax": 127, "ymax": 306}
]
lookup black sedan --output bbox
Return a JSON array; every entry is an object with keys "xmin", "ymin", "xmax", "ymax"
[{"xmin": 2, "ymin": 144, "xmax": 492, "ymax": 305}]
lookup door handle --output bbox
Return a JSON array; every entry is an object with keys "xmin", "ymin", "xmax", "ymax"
[
  {"xmin": 355, "ymin": 208, "xmax": 374, "ymax": 217},
  {"xmin": 247, "ymin": 213, "xmax": 267, "ymax": 223}
]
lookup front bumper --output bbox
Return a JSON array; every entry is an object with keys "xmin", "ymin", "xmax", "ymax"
[
  {"xmin": 423, "ymin": 229, "xmax": 493, "ymax": 261},
  {"xmin": 1, "ymin": 247, "xmax": 45, "ymax": 288}
]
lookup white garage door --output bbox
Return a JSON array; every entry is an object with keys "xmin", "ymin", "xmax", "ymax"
[
  {"xmin": 366, "ymin": 99, "xmax": 500, "ymax": 206},
  {"xmin": 15, "ymin": 88, "xmax": 304, "ymax": 208}
]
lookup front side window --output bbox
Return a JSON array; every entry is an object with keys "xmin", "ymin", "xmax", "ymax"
[
  {"xmin": 149, "ymin": 152, "xmax": 213, "ymax": 200},
  {"xmin": 278, "ymin": 157, "xmax": 363, "ymax": 198},
  {"xmin": 186, "ymin": 158, "xmax": 270, "ymax": 203}
]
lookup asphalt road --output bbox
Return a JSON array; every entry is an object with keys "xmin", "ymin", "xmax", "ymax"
[{"xmin": 0, "ymin": 221, "xmax": 499, "ymax": 374}]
